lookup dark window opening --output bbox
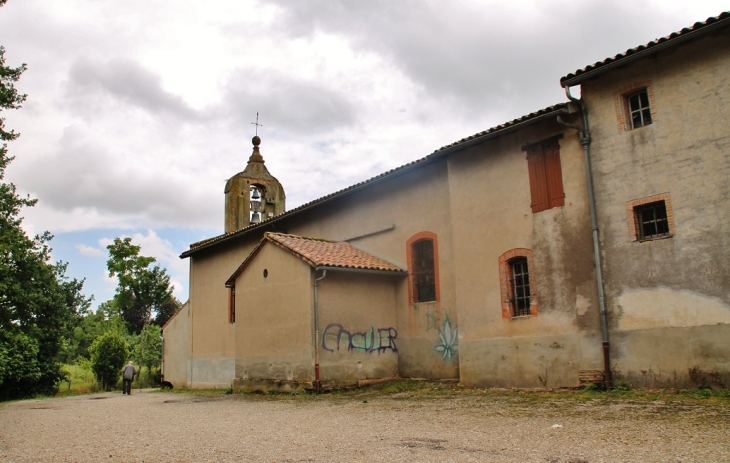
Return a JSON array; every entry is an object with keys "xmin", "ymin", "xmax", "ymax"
[
  {"xmin": 510, "ymin": 258, "xmax": 531, "ymax": 317},
  {"xmin": 411, "ymin": 239, "xmax": 436, "ymax": 303},
  {"xmin": 628, "ymin": 90, "xmax": 652, "ymax": 129},
  {"xmin": 228, "ymin": 287, "xmax": 236, "ymax": 323},
  {"xmin": 636, "ymin": 201, "xmax": 669, "ymax": 240}
]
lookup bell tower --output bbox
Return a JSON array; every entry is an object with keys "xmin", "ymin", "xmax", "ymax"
[{"xmin": 224, "ymin": 135, "xmax": 286, "ymax": 233}]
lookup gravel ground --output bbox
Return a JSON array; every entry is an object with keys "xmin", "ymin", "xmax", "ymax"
[{"xmin": 1, "ymin": 388, "xmax": 729, "ymax": 462}]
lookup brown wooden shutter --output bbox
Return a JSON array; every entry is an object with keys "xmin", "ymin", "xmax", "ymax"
[
  {"xmin": 526, "ymin": 145, "xmax": 549, "ymax": 213},
  {"xmin": 544, "ymin": 141, "xmax": 565, "ymax": 209}
]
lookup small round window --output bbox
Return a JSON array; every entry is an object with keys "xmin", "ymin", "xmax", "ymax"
[{"xmin": 263, "ymin": 269, "xmax": 268, "ymax": 278}]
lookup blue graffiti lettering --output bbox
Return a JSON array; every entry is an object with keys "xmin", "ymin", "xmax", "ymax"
[{"xmin": 322, "ymin": 324, "xmax": 397, "ymax": 354}]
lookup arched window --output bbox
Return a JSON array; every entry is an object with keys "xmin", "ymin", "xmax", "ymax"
[
  {"xmin": 407, "ymin": 232, "xmax": 440, "ymax": 303},
  {"xmin": 498, "ymin": 248, "xmax": 538, "ymax": 318}
]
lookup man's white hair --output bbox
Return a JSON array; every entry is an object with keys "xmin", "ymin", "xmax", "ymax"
[{"xmin": 128, "ymin": 361, "xmax": 133, "ymax": 365}]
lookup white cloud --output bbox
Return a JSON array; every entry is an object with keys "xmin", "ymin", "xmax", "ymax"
[{"xmin": 75, "ymin": 243, "xmax": 105, "ymax": 258}]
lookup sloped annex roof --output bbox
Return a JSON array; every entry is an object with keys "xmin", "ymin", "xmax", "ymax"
[
  {"xmin": 161, "ymin": 300, "xmax": 189, "ymax": 331},
  {"xmin": 561, "ymin": 11, "xmax": 730, "ymax": 87},
  {"xmin": 225, "ymin": 232, "xmax": 406, "ymax": 286},
  {"xmin": 181, "ymin": 103, "xmax": 570, "ymax": 258}
]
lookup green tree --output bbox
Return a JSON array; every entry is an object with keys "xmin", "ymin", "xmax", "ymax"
[
  {"xmin": 89, "ymin": 331, "xmax": 128, "ymax": 391},
  {"xmin": 106, "ymin": 237, "xmax": 176, "ymax": 334},
  {"xmin": 0, "ymin": 15, "xmax": 92, "ymax": 399},
  {"xmin": 154, "ymin": 296, "xmax": 181, "ymax": 327},
  {"xmin": 0, "ymin": 331, "xmax": 41, "ymax": 400},
  {"xmin": 134, "ymin": 323, "xmax": 162, "ymax": 383}
]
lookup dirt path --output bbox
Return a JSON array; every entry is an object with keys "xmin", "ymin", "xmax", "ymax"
[{"xmin": 1, "ymin": 388, "xmax": 728, "ymax": 462}]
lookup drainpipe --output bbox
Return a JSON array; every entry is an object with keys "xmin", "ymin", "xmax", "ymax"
[
  {"xmin": 313, "ymin": 269, "xmax": 328, "ymax": 392},
  {"xmin": 557, "ymin": 88, "xmax": 613, "ymax": 389}
]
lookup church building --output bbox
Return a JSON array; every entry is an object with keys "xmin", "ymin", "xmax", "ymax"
[{"xmin": 162, "ymin": 12, "xmax": 730, "ymax": 391}]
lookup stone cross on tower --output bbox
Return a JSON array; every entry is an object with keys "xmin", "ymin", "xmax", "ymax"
[{"xmin": 251, "ymin": 112, "xmax": 263, "ymax": 136}]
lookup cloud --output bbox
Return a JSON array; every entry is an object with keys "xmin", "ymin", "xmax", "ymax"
[
  {"xmin": 14, "ymin": 125, "xmax": 219, "ymax": 230},
  {"xmin": 219, "ymin": 69, "xmax": 358, "ymax": 136},
  {"xmin": 260, "ymin": 0, "xmax": 705, "ymax": 120},
  {"xmin": 76, "ymin": 243, "xmax": 105, "ymax": 257},
  {"xmin": 64, "ymin": 57, "xmax": 199, "ymax": 121}
]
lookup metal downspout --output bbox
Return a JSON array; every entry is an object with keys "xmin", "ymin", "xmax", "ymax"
[
  {"xmin": 557, "ymin": 88, "xmax": 613, "ymax": 389},
  {"xmin": 313, "ymin": 269, "xmax": 328, "ymax": 392}
]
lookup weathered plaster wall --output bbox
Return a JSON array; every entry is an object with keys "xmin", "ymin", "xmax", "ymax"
[
  {"xmin": 447, "ymin": 117, "xmax": 603, "ymax": 387},
  {"xmin": 284, "ymin": 160, "xmax": 460, "ymax": 379},
  {"xmin": 161, "ymin": 301, "xmax": 190, "ymax": 388},
  {"xmin": 234, "ymin": 243, "xmax": 314, "ymax": 382},
  {"xmin": 583, "ymin": 30, "xmax": 730, "ymax": 387},
  {"xmin": 187, "ymin": 237, "xmax": 261, "ymax": 387},
  {"xmin": 317, "ymin": 272, "xmax": 400, "ymax": 384}
]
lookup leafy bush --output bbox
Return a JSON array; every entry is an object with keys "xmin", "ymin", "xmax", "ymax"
[
  {"xmin": 0, "ymin": 331, "xmax": 42, "ymax": 400},
  {"xmin": 89, "ymin": 332, "xmax": 128, "ymax": 390}
]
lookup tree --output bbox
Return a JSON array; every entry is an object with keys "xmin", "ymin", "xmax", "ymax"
[
  {"xmin": 134, "ymin": 323, "xmax": 162, "ymax": 383},
  {"xmin": 106, "ymin": 237, "xmax": 176, "ymax": 334},
  {"xmin": 89, "ymin": 331, "xmax": 128, "ymax": 391},
  {"xmin": 0, "ymin": 16, "xmax": 92, "ymax": 399},
  {"xmin": 154, "ymin": 296, "xmax": 181, "ymax": 327}
]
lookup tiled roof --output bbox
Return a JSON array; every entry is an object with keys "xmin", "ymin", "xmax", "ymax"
[
  {"xmin": 225, "ymin": 233, "xmax": 406, "ymax": 286},
  {"xmin": 561, "ymin": 11, "xmax": 730, "ymax": 87},
  {"xmin": 432, "ymin": 104, "xmax": 570, "ymax": 154},
  {"xmin": 181, "ymin": 103, "xmax": 569, "ymax": 258},
  {"xmin": 266, "ymin": 233, "xmax": 405, "ymax": 272}
]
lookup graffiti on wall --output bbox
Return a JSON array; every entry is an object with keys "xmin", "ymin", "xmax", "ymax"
[
  {"xmin": 426, "ymin": 309, "xmax": 459, "ymax": 361},
  {"xmin": 322, "ymin": 324, "xmax": 398, "ymax": 354}
]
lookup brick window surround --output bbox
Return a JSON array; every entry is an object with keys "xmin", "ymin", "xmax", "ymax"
[
  {"xmin": 626, "ymin": 193, "xmax": 675, "ymax": 242},
  {"xmin": 406, "ymin": 232, "xmax": 440, "ymax": 304},
  {"xmin": 498, "ymin": 248, "xmax": 538, "ymax": 318},
  {"xmin": 614, "ymin": 81, "xmax": 658, "ymax": 132}
]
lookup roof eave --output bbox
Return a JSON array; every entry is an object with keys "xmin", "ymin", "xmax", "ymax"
[
  {"xmin": 180, "ymin": 158, "xmax": 439, "ymax": 259},
  {"xmin": 315, "ymin": 266, "xmax": 408, "ymax": 276},
  {"xmin": 561, "ymin": 15, "xmax": 730, "ymax": 88},
  {"xmin": 429, "ymin": 105, "xmax": 574, "ymax": 159}
]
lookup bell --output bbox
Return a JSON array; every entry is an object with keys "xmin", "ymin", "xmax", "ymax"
[
  {"xmin": 251, "ymin": 212, "xmax": 262, "ymax": 224},
  {"xmin": 251, "ymin": 188, "xmax": 261, "ymax": 200}
]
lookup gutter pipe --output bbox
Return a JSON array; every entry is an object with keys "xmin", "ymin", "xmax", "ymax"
[
  {"xmin": 556, "ymin": 87, "xmax": 613, "ymax": 389},
  {"xmin": 313, "ymin": 269, "xmax": 328, "ymax": 392},
  {"xmin": 311, "ymin": 266, "xmax": 406, "ymax": 392}
]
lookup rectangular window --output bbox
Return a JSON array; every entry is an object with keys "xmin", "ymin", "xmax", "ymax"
[
  {"xmin": 412, "ymin": 239, "xmax": 436, "ymax": 303},
  {"xmin": 525, "ymin": 138, "xmax": 565, "ymax": 213},
  {"xmin": 626, "ymin": 193, "xmax": 675, "ymax": 242},
  {"xmin": 628, "ymin": 90, "xmax": 652, "ymax": 129},
  {"xmin": 510, "ymin": 258, "xmax": 531, "ymax": 317},
  {"xmin": 636, "ymin": 201, "xmax": 670, "ymax": 240},
  {"xmin": 228, "ymin": 287, "xmax": 236, "ymax": 323},
  {"xmin": 499, "ymin": 248, "xmax": 538, "ymax": 318}
]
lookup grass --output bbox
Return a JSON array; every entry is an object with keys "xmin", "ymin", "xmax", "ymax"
[
  {"xmin": 220, "ymin": 379, "xmax": 730, "ymax": 407},
  {"xmin": 54, "ymin": 363, "xmax": 164, "ymax": 397}
]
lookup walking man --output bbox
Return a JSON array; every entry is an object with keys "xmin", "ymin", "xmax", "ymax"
[{"xmin": 122, "ymin": 361, "xmax": 137, "ymax": 395}]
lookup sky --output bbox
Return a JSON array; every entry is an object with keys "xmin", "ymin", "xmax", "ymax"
[{"xmin": 0, "ymin": 0, "xmax": 727, "ymax": 310}]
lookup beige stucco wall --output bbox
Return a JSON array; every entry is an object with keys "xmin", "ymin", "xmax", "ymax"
[
  {"xmin": 162, "ymin": 301, "xmax": 190, "ymax": 388},
  {"xmin": 582, "ymin": 30, "xmax": 730, "ymax": 387},
  {"xmin": 317, "ymin": 271, "xmax": 400, "ymax": 383},
  {"xmin": 234, "ymin": 243, "xmax": 314, "ymax": 382},
  {"xmin": 187, "ymin": 237, "xmax": 261, "ymax": 387},
  {"xmin": 284, "ymin": 160, "xmax": 460, "ymax": 379},
  {"xmin": 447, "ymin": 117, "xmax": 603, "ymax": 387}
]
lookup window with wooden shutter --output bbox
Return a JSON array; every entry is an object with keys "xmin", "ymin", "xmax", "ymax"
[{"xmin": 525, "ymin": 138, "xmax": 565, "ymax": 213}]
